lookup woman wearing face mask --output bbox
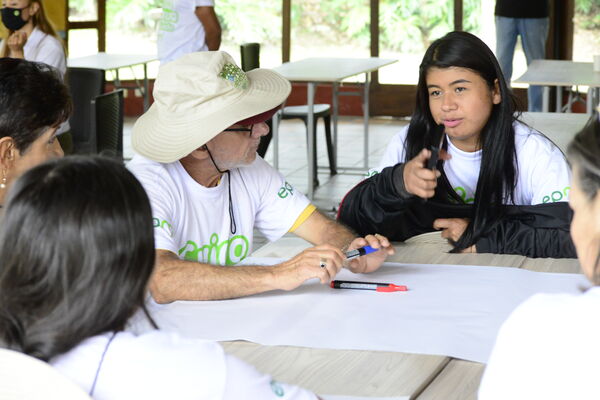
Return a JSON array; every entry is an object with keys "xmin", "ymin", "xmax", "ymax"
[
  {"xmin": 1, "ymin": 0, "xmax": 72, "ymax": 153},
  {"xmin": 478, "ymin": 111, "xmax": 600, "ymax": 399}
]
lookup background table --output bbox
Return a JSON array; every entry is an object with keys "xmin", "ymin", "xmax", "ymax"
[
  {"xmin": 68, "ymin": 53, "xmax": 156, "ymax": 111},
  {"xmin": 520, "ymin": 111, "xmax": 590, "ymax": 153},
  {"xmin": 514, "ymin": 60, "xmax": 600, "ymax": 114},
  {"xmin": 272, "ymin": 57, "xmax": 397, "ymax": 199},
  {"xmin": 218, "ymin": 235, "xmax": 580, "ymax": 399}
]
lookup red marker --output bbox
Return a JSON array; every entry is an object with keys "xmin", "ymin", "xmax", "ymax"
[{"xmin": 330, "ymin": 280, "xmax": 408, "ymax": 292}]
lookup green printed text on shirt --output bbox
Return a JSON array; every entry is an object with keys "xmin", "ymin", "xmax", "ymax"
[
  {"xmin": 153, "ymin": 218, "xmax": 174, "ymax": 237},
  {"xmin": 542, "ymin": 186, "xmax": 570, "ymax": 203},
  {"xmin": 158, "ymin": 1, "xmax": 178, "ymax": 33},
  {"xmin": 278, "ymin": 181, "xmax": 294, "ymax": 199},
  {"xmin": 178, "ymin": 233, "xmax": 249, "ymax": 265}
]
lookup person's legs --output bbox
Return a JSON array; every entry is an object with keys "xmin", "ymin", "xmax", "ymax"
[
  {"xmin": 519, "ymin": 17, "xmax": 549, "ymax": 111},
  {"xmin": 495, "ymin": 16, "xmax": 519, "ymax": 87}
]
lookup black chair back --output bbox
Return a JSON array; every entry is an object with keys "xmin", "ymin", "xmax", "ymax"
[
  {"xmin": 91, "ymin": 90, "xmax": 124, "ymax": 160},
  {"xmin": 66, "ymin": 67, "xmax": 105, "ymax": 153},
  {"xmin": 240, "ymin": 43, "xmax": 260, "ymax": 71}
]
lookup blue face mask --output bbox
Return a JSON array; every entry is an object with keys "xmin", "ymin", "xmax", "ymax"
[{"xmin": 1, "ymin": 7, "xmax": 27, "ymax": 31}]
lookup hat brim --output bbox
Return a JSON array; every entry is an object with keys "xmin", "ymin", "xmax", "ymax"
[
  {"xmin": 132, "ymin": 68, "xmax": 291, "ymax": 163},
  {"xmin": 235, "ymin": 105, "xmax": 281, "ymax": 126}
]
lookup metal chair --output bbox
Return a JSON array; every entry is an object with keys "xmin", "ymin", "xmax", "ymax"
[
  {"xmin": 240, "ymin": 43, "xmax": 336, "ymax": 185},
  {"xmin": 66, "ymin": 67, "xmax": 105, "ymax": 154},
  {"xmin": 90, "ymin": 89, "xmax": 125, "ymax": 160}
]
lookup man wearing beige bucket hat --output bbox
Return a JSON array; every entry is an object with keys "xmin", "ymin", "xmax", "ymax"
[{"xmin": 128, "ymin": 51, "xmax": 394, "ymax": 302}]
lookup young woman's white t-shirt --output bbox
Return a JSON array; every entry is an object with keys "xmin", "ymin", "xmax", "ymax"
[
  {"xmin": 51, "ymin": 330, "xmax": 317, "ymax": 400},
  {"xmin": 479, "ymin": 286, "xmax": 600, "ymax": 400},
  {"xmin": 374, "ymin": 121, "xmax": 571, "ymax": 205},
  {"xmin": 158, "ymin": 0, "xmax": 214, "ymax": 64},
  {"xmin": 128, "ymin": 155, "xmax": 311, "ymax": 266}
]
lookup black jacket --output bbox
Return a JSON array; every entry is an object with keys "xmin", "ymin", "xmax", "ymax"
[{"xmin": 337, "ymin": 164, "xmax": 576, "ymax": 258}]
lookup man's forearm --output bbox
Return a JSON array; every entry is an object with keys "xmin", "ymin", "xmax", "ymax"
[
  {"xmin": 152, "ymin": 251, "xmax": 279, "ymax": 302},
  {"xmin": 293, "ymin": 210, "xmax": 356, "ymax": 250}
]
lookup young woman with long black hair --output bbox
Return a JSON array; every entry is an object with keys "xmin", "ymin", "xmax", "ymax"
[
  {"xmin": 0, "ymin": 157, "xmax": 319, "ymax": 399},
  {"xmin": 338, "ymin": 31, "xmax": 574, "ymax": 258}
]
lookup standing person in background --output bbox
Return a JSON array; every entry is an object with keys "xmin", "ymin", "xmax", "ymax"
[
  {"xmin": 0, "ymin": 0, "xmax": 72, "ymax": 153},
  {"xmin": 495, "ymin": 0, "xmax": 549, "ymax": 112},
  {"xmin": 157, "ymin": 0, "xmax": 222, "ymax": 65}
]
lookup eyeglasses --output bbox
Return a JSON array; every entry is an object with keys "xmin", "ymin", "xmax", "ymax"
[{"xmin": 223, "ymin": 124, "xmax": 254, "ymax": 134}]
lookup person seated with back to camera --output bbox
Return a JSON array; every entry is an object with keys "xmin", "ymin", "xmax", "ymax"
[
  {"xmin": 337, "ymin": 31, "xmax": 574, "ymax": 258},
  {"xmin": 127, "ymin": 51, "xmax": 394, "ymax": 303},
  {"xmin": 479, "ymin": 111, "xmax": 600, "ymax": 399},
  {"xmin": 0, "ymin": 156, "xmax": 323, "ymax": 399}
]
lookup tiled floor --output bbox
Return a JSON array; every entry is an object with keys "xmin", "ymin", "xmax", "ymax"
[{"xmin": 124, "ymin": 116, "xmax": 408, "ymax": 247}]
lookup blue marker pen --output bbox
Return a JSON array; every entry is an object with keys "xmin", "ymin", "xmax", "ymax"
[{"xmin": 345, "ymin": 245, "xmax": 379, "ymax": 260}]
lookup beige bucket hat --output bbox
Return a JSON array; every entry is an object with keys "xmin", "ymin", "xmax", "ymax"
[{"xmin": 132, "ymin": 51, "xmax": 291, "ymax": 163}]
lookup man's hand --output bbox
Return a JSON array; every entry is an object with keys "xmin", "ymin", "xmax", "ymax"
[
  {"xmin": 433, "ymin": 218, "xmax": 470, "ymax": 242},
  {"xmin": 7, "ymin": 31, "xmax": 27, "ymax": 58},
  {"xmin": 403, "ymin": 148, "xmax": 451, "ymax": 199},
  {"xmin": 345, "ymin": 233, "xmax": 394, "ymax": 274},
  {"xmin": 272, "ymin": 244, "xmax": 346, "ymax": 291}
]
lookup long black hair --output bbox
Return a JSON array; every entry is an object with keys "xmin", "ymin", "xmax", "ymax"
[
  {"xmin": 567, "ymin": 113, "xmax": 600, "ymax": 285},
  {"xmin": 0, "ymin": 156, "xmax": 156, "ymax": 361},
  {"xmin": 0, "ymin": 58, "xmax": 72, "ymax": 153},
  {"xmin": 405, "ymin": 31, "xmax": 519, "ymax": 251}
]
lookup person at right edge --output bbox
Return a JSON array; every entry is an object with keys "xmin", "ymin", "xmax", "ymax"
[
  {"xmin": 495, "ymin": 0, "xmax": 549, "ymax": 112},
  {"xmin": 337, "ymin": 31, "xmax": 575, "ymax": 258}
]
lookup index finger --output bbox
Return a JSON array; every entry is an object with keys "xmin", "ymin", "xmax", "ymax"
[{"xmin": 433, "ymin": 218, "xmax": 451, "ymax": 230}]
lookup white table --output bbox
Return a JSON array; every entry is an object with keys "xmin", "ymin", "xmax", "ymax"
[
  {"xmin": 514, "ymin": 59, "xmax": 600, "ymax": 114},
  {"xmin": 216, "ymin": 236, "xmax": 579, "ymax": 399},
  {"xmin": 68, "ymin": 53, "xmax": 157, "ymax": 111},
  {"xmin": 520, "ymin": 111, "xmax": 590, "ymax": 153},
  {"xmin": 272, "ymin": 57, "xmax": 397, "ymax": 199}
]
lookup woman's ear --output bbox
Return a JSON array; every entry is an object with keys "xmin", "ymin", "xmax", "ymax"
[
  {"xmin": 492, "ymin": 79, "xmax": 502, "ymax": 105},
  {"xmin": 0, "ymin": 137, "xmax": 16, "ymax": 170}
]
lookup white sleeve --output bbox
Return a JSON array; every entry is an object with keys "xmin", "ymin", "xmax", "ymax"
[
  {"xmin": 223, "ymin": 354, "xmax": 318, "ymax": 400},
  {"xmin": 34, "ymin": 38, "xmax": 66, "ymax": 76},
  {"xmin": 194, "ymin": 0, "xmax": 214, "ymax": 6},
  {"xmin": 521, "ymin": 134, "xmax": 571, "ymax": 205},
  {"xmin": 251, "ymin": 158, "xmax": 311, "ymax": 241},
  {"xmin": 374, "ymin": 126, "xmax": 409, "ymax": 172},
  {"xmin": 128, "ymin": 161, "xmax": 179, "ymax": 254}
]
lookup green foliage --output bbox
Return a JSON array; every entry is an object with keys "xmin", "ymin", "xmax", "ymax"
[
  {"xmin": 68, "ymin": 0, "xmax": 483, "ymax": 52},
  {"xmin": 575, "ymin": 0, "xmax": 600, "ymax": 30}
]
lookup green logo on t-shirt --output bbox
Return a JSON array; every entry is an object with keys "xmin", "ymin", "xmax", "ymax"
[
  {"xmin": 277, "ymin": 181, "xmax": 294, "ymax": 199},
  {"xmin": 454, "ymin": 186, "xmax": 474, "ymax": 204},
  {"xmin": 153, "ymin": 218, "xmax": 174, "ymax": 237},
  {"xmin": 542, "ymin": 186, "xmax": 570, "ymax": 203},
  {"xmin": 178, "ymin": 233, "xmax": 249, "ymax": 265},
  {"xmin": 158, "ymin": 1, "xmax": 178, "ymax": 33}
]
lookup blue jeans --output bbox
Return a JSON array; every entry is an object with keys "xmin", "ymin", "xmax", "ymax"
[{"xmin": 495, "ymin": 16, "xmax": 549, "ymax": 112}]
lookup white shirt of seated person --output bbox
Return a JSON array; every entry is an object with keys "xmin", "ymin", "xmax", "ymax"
[
  {"xmin": 51, "ymin": 330, "xmax": 318, "ymax": 400},
  {"xmin": 370, "ymin": 121, "xmax": 571, "ymax": 205},
  {"xmin": 127, "ymin": 154, "xmax": 311, "ymax": 266}
]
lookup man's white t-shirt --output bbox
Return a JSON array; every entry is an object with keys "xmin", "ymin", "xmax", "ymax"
[
  {"xmin": 24, "ymin": 27, "xmax": 70, "ymax": 134},
  {"xmin": 128, "ymin": 155, "xmax": 311, "ymax": 265},
  {"xmin": 374, "ymin": 121, "xmax": 571, "ymax": 205},
  {"xmin": 478, "ymin": 286, "xmax": 600, "ymax": 400},
  {"xmin": 51, "ymin": 330, "xmax": 317, "ymax": 400},
  {"xmin": 157, "ymin": 0, "xmax": 214, "ymax": 64}
]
